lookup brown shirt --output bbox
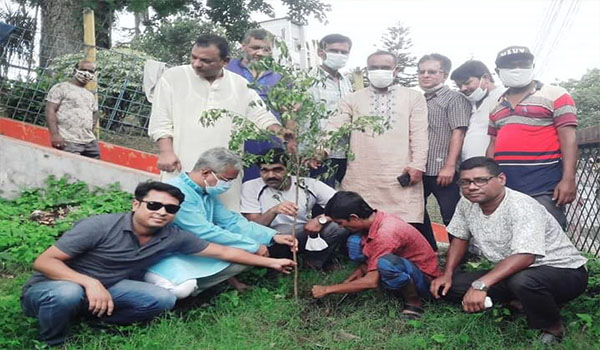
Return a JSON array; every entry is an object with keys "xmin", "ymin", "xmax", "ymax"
[{"xmin": 46, "ymin": 82, "xmax": 97, "ymax": 143}]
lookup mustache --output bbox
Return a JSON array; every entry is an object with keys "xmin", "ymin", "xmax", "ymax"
[{"xmin": 266, "ymin": 178, "xmax": 280, "ymax": 182}]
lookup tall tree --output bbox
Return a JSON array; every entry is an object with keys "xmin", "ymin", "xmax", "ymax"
[
  {"xmin": 380, "ymin": 21, "xmax": 417, "ymax": 87},
  {"xmin": 560, "ymin": 68, "xmax": 600, "ymax": 129}
]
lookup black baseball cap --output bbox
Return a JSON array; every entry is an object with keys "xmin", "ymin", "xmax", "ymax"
[{"xmin": 495, "ymin": 46, "xmax": 534, "ymax": 67}]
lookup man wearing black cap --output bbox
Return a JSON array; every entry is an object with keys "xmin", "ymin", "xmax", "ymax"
[{"xmin": 486, "ymin": 46, "xmax": 577, "ymax": 228}]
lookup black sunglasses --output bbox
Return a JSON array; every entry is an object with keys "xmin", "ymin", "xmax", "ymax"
[{"xmin": 140, "ymin": 200, "xmax": 180, "ymax": 214}]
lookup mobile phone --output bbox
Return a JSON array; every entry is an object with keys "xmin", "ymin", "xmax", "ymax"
[{"xmin": 397, "ymin": 173, "xmax": 411, "ymax": 187}]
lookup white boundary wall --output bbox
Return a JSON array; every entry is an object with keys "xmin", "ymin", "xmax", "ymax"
[{"xmin": 0, "ymin": 135, "xmax": 159, "ymax": 199}]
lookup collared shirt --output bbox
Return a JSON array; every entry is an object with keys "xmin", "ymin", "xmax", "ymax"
[
  {"xmin": 310, "ymin": 66, "xmax": 353, "ymax": 158},
  {"xmin": 488, "ymin": 81, "xmax": 578, "ymax": 195},
  {"xmin": 424, "ymin": 85, "xmax": 471, "ymax": 175},
  {"xmin": 240, "ymin": 176, "xmax": 336, "ymax": 233},
  {"xmin": 46, "ymin": 82, "xmax": 98, "ymax": 144},
  {"xmin": 361, "ymin": 211, "xmax": 441, "ymax": 278},
  {"xmin": 24, "ymin": 212, "xmax": 208, "ymax": 290},
  {"xmin": 448, "ymin": 188, "xmax": 587, "ymax": 269},
  {"xmin": 147, "ymin": 173, "xmax": 277, "ymax": 284},
  {"xmin": 461, "ymin": 86, "xmax": 507, "ymax": 161}
]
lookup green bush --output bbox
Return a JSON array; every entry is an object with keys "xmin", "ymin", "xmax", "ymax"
[{"xmin": 0, "ymin": 176, "xmax": 132, "ymax": 267}]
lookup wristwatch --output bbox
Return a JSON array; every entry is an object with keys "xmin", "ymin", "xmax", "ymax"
[
  {"xmin": 471, "ymin": 279, "xmax": 488, "ymax": 292},
  {"xmin": 318, "ymin": 216, "xmax": 329, "ymax": 225}
]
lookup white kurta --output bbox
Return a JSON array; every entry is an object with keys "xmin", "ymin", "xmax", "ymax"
[
  {"xmin": 148, "ymin": 66, "xmax": 280, "ymax": 210},
  {"xmin": 326, "ymin": 85, "xmax": 429, "ymax": 223}
]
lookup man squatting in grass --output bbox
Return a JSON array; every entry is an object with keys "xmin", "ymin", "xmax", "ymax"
[
  {"xmin": 311, "ymin": 191, "xmax": 441, "ymax": 319},
  {"xmin": 20, "ymin": 181, "xmax": 296, "ymax": 347},
  {"xmin": 430, "ymin": 157, "xmax": 588, "ymax": 344}
]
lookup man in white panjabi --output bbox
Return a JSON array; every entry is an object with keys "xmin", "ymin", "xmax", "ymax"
[
  {"xmin": 325, "ymin": 50, "xmax": 435, "ymax": 249},
  {"xmin": 148, "ymin": 34, "xmax": 287, "ymax": 210}
]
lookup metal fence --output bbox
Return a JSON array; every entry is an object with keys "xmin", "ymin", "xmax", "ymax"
[
  {"xmin": 566, "ymin": 127, "xmax": 600, "ymax": 256},
  {"xmin": 0, "ymin": 24, "xmax": 153, "ymax": 137}
]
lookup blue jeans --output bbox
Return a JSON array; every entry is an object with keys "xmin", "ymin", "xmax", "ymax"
[
  {"xmin": 347, "ymin": 235, "xmax": 431, "ymax": 298},
  {"xmin": 377, "ymin": 254, "xmax": 431, "ymax": 298},
  {"xmin": 21, "ymin": 279, "xmax": 176, "ymax": 346}
]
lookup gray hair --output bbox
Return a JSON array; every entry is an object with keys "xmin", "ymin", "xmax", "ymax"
[{"xmin": 192, "ymin": 147, "xmax": 243, "ymax": 173}]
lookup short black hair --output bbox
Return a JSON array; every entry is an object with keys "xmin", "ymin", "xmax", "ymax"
[
  {"xmin": 450, "ymin": 60, "xmax": 494, "ymax": 83},
  {"xmin": 194, "ymin": 34, "xmax": 230, "ymax": 60},
  {"xmin": 418, "ymin": 53, "xmax": 452, "ymax": 73},
  {"xmin": 242, "ymin": 28, "xmax": 273, "ymax": 44},
  {"xmin": 324, "ymin": 191, "xmax": 374, "ymax": 220},
  {"xmin": 256, "ymin": 148, "xmax": 287, "ymax": 167},
  {"xmin": 459, "ymin": 157, "xmax": 501, "ymax": 176},
  {"xmin": 134, "ymin": 181, "xmax": 185, "ymax": 204},
  {"xmin": 367, "ymin": 50, "xmax": 398, "ymax": 66},
  {"xmin": 319, "ymin": 34, "xmax": 352, "ymax": 50}
]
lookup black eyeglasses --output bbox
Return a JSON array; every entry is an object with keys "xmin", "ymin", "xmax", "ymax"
[
  {"xmin": 456, "ymin": 176, "xmax": 497, "ymax": 188},
  {"xmin": 140, "ymin": 200, "xmax": 180, "ymax": 214}
]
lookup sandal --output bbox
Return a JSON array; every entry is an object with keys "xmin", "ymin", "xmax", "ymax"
[{"xmin": 401, "ymin": 305, "xmax": 424, "ymax": 320}]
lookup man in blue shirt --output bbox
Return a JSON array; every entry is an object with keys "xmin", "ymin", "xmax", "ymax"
[
  {"xmin": 145, "ymin": 147, "xmax": 296, "ymax": 298},
  {"xmin": 226, "ymin": 28, "xmax": 283, "ymax": 182}
]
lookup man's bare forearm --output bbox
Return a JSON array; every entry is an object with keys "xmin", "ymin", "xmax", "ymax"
[{"xmin": 444, "ymin": 128, "xmax": 466, "ymax": 168}]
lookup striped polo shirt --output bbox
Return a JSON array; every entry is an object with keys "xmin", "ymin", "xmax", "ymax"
[{"xmin": 488, "ymin": 81, "xmax": 577, "ymax": 195}]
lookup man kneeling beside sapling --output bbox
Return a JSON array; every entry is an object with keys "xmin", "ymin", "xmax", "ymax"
[{"xmin": 311, "ymin": 191, "xmax": 441, "ymax": 318}]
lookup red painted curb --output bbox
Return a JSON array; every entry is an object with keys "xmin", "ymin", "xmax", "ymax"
[{"xmin": 0, "ymin": 117, "xmax": 159, "ymax": 174}]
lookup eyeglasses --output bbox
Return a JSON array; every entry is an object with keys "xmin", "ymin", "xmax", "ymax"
[
  {"xmin": 456, "ymin": 176, "xmax": 497, "ymax": 188},
  {"xmin": 417, "ymin": 69, "xmax": 443, "ymax": 75},
  {"xmin": 140, "ymin": 200, "xmax": 181, "ymax": 214}
]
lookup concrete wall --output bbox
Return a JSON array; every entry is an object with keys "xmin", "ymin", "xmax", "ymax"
[{"xmin": 0, "ymin": 135, "xmax": 159, "ymax": 199}]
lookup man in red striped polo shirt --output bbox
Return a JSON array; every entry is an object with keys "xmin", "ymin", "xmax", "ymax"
[{"xmin": 486, "ymin": 46, "xmax": 577, "ymax": 228}]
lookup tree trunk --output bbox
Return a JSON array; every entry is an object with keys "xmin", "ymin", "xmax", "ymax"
[
  {"xmin": 39, "ymin": 0, "xmax": 84, "ymax": 68},
  {"xmin": 94, "ymin": 1, "xmax": 113, "ymax": 49}
]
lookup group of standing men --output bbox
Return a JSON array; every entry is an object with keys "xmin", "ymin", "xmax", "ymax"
[{"xmin": 30, "ymin": 29, "xmax": 587, "ymax": 347}]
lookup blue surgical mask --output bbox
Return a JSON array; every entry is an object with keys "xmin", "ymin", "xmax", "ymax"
[{"xmin": 204, "ymin": 171, "xmax": 233, "ymax": 195}]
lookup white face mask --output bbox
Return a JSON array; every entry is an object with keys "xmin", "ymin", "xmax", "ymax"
[
  {"xmin": 323, "ymin": 52, "xmax": 348, "ymax": 71},
  {"xmin": 421, "ymin": 83, "xmax": 444, "ymax": 93},
  {"xmin": 368, "ymin": 69, "xmax": 395, "ymax": 88},
  {"xmin": 305, "ymin": 234, "xmax": 329, "ymax": 251},
  {"xmin": 463, "ymin": 78, "xmax": 487, "ymax": 103},
  {"xmin": 498, "ymin": 68, "xmax": 534, "ymax": 88}
]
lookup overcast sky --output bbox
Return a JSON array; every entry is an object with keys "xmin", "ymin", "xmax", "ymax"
[{"xmin": 254, "ymin": 0, "xmax": 600, "ymax": 83}]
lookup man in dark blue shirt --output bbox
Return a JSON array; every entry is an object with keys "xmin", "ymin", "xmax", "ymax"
[{"xmin": 226, "ymin": 28, "xmax": 283, "ymax": 182}]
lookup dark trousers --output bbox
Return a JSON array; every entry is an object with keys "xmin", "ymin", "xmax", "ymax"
[
  {"xmin": 420, "ymin": 174, "xmax": 461, "ymax": 246},
  {"xmin": 309, "ymin": 158, "xmax": 347, "ymax": 188},
  {"xmin": 442, "ymin": 265, "xmax": 588, "ymax": 330},
  {"xmin": 63, "ymin": 140, "xmax": 101, "ymax": 159},
  {"xmin": 532, "ymin": 193, "xmax": 567, "ymax": 230}
]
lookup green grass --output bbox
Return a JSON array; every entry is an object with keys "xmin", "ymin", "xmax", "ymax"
[{"xmin": 1, "ymin": 258, "xmax": 599, "ymax": 350}]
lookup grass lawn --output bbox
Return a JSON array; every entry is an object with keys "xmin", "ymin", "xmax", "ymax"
[{"xmin": 0, "ymin": 178, "xmax": 598, "ymax": 349}]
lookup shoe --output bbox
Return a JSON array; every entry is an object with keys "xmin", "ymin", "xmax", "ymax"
[
  {"xmin": 401, "ymin": 305, "xmax": 424, "ymax": 320},
  {"xmin": 539, "ymin": 331, "xmax": 563, "ymax": 344}
]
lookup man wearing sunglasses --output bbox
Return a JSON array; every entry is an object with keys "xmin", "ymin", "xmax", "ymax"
[
  {"xmin": 430, "ymin": 157, "xmax": 587, "ymax": 344},
  {"xmin": 21, "ymin": 181, "xmax": 296, "ymax": 347},
  {"xmin": 45, "ymin": 60, "xmax": 100, "ymax": 159},
  {"xmin": 145, "ymin": 147, "xmax": 297, "ymax": 297}
]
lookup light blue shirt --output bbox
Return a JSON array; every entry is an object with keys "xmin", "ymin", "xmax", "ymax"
[{"xmin": 147, "ymin": 173, "xmax": 277, "ymax": 284}]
